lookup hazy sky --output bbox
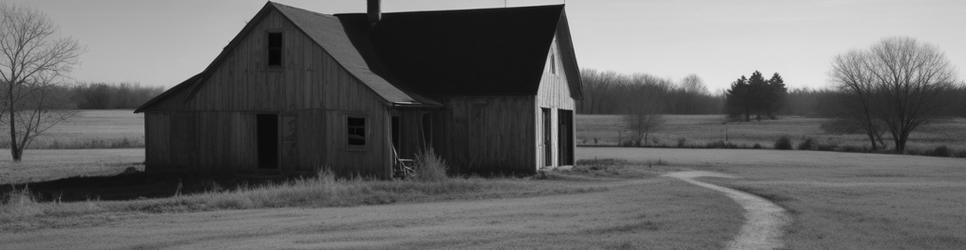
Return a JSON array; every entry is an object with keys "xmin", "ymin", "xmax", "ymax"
[{"xmin": 9, "ymin": 0, "xmax": 966, "ymax": 92}]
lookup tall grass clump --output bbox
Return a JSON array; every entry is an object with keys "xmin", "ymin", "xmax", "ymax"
[
  {"xmin": 415, "ymin": 148, "xmax": 449, "ymax": 182},
  {"xmin": 774, "ymin": 136, "xmax": 792, "ymax": 150},
  {"xmin": 1, "ymin": 187, "xmax": 43, "ymax": 218}
]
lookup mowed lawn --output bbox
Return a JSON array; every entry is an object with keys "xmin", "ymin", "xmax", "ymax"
[
  {"xmin": 578, "ymin": 114, "xmax": 966, "ymax": 152},
  {"xmin": 580, "ymin": 147, "xmax": 966, "ymax": 249}
]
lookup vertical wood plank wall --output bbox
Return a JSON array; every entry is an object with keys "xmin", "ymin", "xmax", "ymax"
[
  {"xmin": 535, "ymin": 34, "xmax": 576, "ymax": 169},
  {"xmin": 143, "ymin": 9, "xmax": 391, "ymax": 178},
  {"xmin": 433, "ymin": 96, "xmax": 536, "ymax": 174}
]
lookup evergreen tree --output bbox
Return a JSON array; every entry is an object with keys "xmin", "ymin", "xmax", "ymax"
[
  {"xmin": 766, "ymin": 73, "xmax": 787, "ymax": 118},
  {"xmin": 746, "ymin": 71, "xmax": 767, "ymax": 120},
  {"xmin": 725, "ymin": 76, "xmax": 751, "ymax": 121}
]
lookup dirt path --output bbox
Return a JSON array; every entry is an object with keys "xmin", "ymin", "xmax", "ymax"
[{"xmin": 664, "ymin": 171, "xmax": 790, "ymax": 250}]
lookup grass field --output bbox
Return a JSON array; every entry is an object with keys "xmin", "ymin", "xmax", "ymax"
[
  {"xmin": 578, "ymin": 114, "xmax": 966, "ymax": 153},
  {"xmin": 580, "ymin": 147, "xmax": 966, "ymax": 249},
  {"xmin": 0, "ymin": 110, "xmax": 143, "ymax": 149}
]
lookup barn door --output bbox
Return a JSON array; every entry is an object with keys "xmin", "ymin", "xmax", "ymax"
[
  {"xmin": 558, "ymin": 109, "xmax": 574, "ymax": 166},
  {"xmin": 542, "ymin": 108, "xmax": 552, "ymax": 167}
]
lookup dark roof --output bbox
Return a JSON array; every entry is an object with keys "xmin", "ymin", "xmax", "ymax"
[
  {"xmin": 137, "ymin": 3, "xmax": 581, "ymax": 113},
  {"xmin": 336, "ymin": 5, "xmax": 570, "ymax": 97}
]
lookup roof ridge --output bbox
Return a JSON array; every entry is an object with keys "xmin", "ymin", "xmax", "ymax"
[{"xmin": 334, "ymin": 4, "xmax": 564, "ymax": 16}]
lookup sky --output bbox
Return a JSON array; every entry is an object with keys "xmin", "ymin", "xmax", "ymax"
[{"xmin": 9, "ymin": 0, "xmax": 966, "ymax": 93}]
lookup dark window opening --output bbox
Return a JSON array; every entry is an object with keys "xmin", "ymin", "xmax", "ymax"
[
  {"xmin": 391, "ymin": 116, "xmax": 400, "ymax": 151},
  {"xmin": 347, "ymin": 116, "xmax": 366, "ymax": 147},
  {"xmin": 268, "ymin": 32, "xmax": 282, "ymax": 66},
  {"xmin": 257, "ymin": 114, "xmax": 279, "ymax": 169}
]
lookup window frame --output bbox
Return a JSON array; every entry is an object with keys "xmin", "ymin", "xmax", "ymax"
[
  {"xmin": 267, "ymin": 31, "xmax": 283, "ymax": 68},
  {"xmin": 346, "ymin": 114, "xmax": 368, "ymax": 151}
]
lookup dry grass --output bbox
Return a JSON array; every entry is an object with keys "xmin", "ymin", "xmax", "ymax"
[
  {"xmin": 581, "ymin": 147, "xmax": 966, "ymax": 249},
  {"xmin": 577, "ymin": 114, "xmax": 966, "ymax": 153},
  {"xmin": 0, "ymin": 168, "xmax": 604, "ymax": 232},
  {"xmin": 0, "ymin": 110, "xmax": 143, "ymax": 149}
]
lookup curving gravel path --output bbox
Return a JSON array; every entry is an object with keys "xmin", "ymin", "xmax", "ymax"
[{"xmin": 664, "ymin": 171, "xmax": 790, "ymax": 250}]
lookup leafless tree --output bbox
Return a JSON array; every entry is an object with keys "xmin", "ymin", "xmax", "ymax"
[
  {"xmin": 0, "ymin": 2, "xmax": 81, "ymax": 161},
  {"xmin": 624, "ymin": 80, "xmax": 666, "ymax": 146},
  {"xmin": 680, "ymin": 74, "xmax": 708, "ymax": 95},
  {"xmin": 831, "ymin": 37, "xmax": 958, "ymax": 153}
]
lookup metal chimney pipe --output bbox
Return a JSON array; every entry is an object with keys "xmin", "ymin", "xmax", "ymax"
[{"xmin": 368, "ymin": 0, "xmax": 381, "ymax": 26}]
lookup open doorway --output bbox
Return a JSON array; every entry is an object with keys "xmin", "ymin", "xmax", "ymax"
[
  {"xmin": 257, "ymin": 114, "xmax": 279, "ymax": 169},
  {"xmin": 558, "ymin": 109, "xmax": 574, "ymax": 166},
  {"xmin": 542, "ymin": 108, "xmax": 552, "ymax": 167}
]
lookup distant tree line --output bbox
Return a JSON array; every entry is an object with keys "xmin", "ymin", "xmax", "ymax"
[
  {"xmin": 67, "ymin": 82, "xmax": 164, "ymax": 109},
  {"xmin": 577, "ymin": 69, "xmax": 723, "ymax": 114}
]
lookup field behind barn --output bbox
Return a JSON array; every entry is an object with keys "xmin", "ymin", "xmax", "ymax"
[{"xmin": 578, "ymin": 114, "xmax": 966, "ymax": 153}]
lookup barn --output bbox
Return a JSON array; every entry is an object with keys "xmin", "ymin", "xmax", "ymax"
[{"xmin": 135, "ymin": 1, "xmax": 582, "ymax": 178}]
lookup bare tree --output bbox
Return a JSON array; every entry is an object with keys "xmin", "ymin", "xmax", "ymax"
[
  {"xmin": 624, "ymin": 80, "xmax": 666, "ymax": 146},
  {"xmin": 680, "ymin": 74, "xmax": 708, "ymax": 95},
  {"xmin": 831, "ymin": 37, "xmax": 958, "ymax": 153},
  {"xmin": 0, "ymin": 3, "xmax": 81, "ymax": 161}
]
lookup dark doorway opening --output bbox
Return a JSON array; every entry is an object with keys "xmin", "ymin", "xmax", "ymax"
[
  {"xmin": 257, "ymin": 114, "xmax": 279, "ymax": 169},
  {"xmin": 542, "ymin": 108, "xmax": 552, "ymax": 167},
  {"xmin": 391, "ymin": 115, "xmax": 400, "ymax": 152},
  {"xmin": 558, "ymin": 109, "xmax": 574, "ymax": 166}
]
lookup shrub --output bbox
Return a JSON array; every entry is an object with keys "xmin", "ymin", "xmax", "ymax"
[
  {"xmin": 816, "ymin": 143, "xmax": 838, "ymax": 151},
  {"xmin": 415, "ymin": 148, "xmax": 449, "ymax": 182},
  {"xmin": 797, "ymin": 137, "xmax": 816, "ymax": 150},
  {"xmin": 706, "ymin": 140, "xmax": 737, "ymax": 149},
  {"xmin": 676, "ymin": 138, "xmax": 687, "ymax": 148},
  {"xmin": 774, "ymin": 136, "xmax": 792, "ymax": 150},
  {"xmin": 925, "ymin": 145, "xmax": 951, "ymax": 157},
  {"xmin": 753, "ymin": 143, "xmax": 762, "ymax": 149},
  {"xmin": 955, "ymin": 150, "xmax": 966, "ymax": 158}
]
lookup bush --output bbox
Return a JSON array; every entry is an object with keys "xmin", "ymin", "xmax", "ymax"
[
  {"xmin": 774, "ymin": 136, "xmax": 793, "ymax": 150},
  {"xmin": 676, "ymin": 138, "xmax": 688, "ymax": 148},
  {"xmin": 797, "ymin": 137, "xmax": 816, "ymax": 150},
  {"xmin": 415, "ymin": 148, "xmax": 449, "ymax": 182},
  {"xmin": 816, "ymin": 143, "xmax": 838, "ymax": 151},
  {"xmin": 706, "ymin": 140, "xmax": 738, "ymax": 149},
  {"xmin": 925, "ymin": 145, "xmax": 951, "ymax": 157},
  {"xmin": 753, "ymin": 143, "xmax": 762, "ymax": 149}
]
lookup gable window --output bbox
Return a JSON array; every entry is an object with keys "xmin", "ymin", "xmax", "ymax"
[
  {"xmin": 550, "ymin": 54, "xmax": 557, "ymax": 75},
  {"xmin": 347, "ymin": 116, "xmax": 367, "ymax": 148},
  {"xmin": 268, "ymin": 32, "xmax": 283, "ymax": 66}
]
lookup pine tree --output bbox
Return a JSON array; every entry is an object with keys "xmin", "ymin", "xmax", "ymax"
[
  {"xmin": 747, "ymin": 71, "xmax": 767, "ymax": 120},
  {"xmin": 766, "ymin": 73, "xmax": 787, "ymax": 118},
  {"xmin": 725, "ymin": 76, "xmax": 751, "ymax": 121}
]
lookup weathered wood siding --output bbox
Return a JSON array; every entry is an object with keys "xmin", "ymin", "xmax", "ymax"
[
  {"xmin": 144, "ymin": 9, "xmax": 391, "ymax": 177},
  {"xmin": 535, "ymin": 34, "xmax": 576, "ymax": 168},
  {"xmin": 432, "ymin": 96, "xmax": 536, "ymax": 174}
]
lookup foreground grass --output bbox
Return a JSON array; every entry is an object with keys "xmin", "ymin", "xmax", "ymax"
[
  {"xmin": 0, "ymin": 171, "xmax": 604, "ymax": 232},
  {"xmin": 582, "ymin": 147, "xmax": 966, "ymax": 249}
]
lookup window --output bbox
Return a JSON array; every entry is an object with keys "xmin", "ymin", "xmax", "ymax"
[
  {"xmin": 347, "ymin": 116, "xmax": 366, "ymax": 147},
  {"xmin": 550, "ymin": 54, "xmax": 556, "ymax": 74},
  {"xmin": 268, "ymin": 32, "xmax": 282, "ymax": 66}
]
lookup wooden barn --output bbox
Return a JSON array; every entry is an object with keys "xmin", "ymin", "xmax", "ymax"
[{"xmin": 135, "ymin": 1, "xmax": 582, "ymax": 178}]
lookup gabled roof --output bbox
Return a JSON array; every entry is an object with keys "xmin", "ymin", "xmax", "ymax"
[
  {"xmin": 137, "ymin": 2, "xmax": 581, "ymax": 113},
  {"xmin": 136, "ymin": 2, "xmax": 433, "ymax": 113},
  {"xmin": 336, "ymin": 5, "xmax": 582, "ymax": 98}
]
